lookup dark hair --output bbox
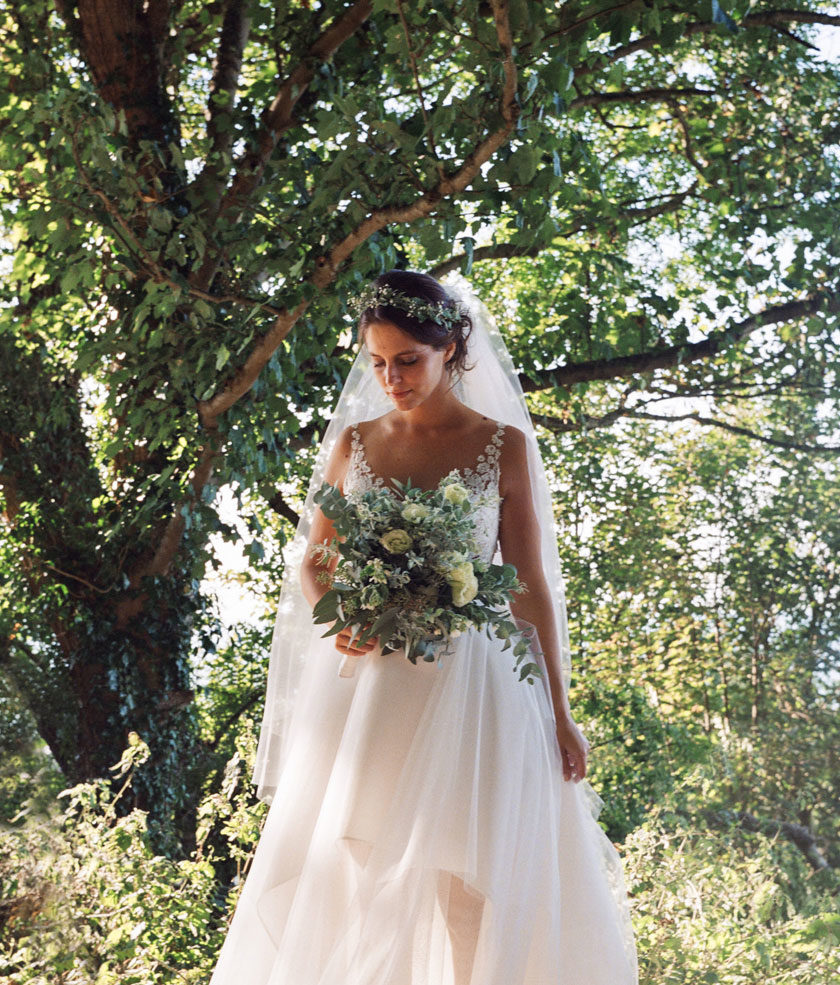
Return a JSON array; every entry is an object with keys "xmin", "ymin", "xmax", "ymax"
[{"xmin": 357, "ymin": 269, "xmax": 472, "ymax": 378}]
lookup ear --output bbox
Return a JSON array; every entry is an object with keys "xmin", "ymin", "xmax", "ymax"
[{"xmin": 442, "ymin": 340, "xmax": 457, "ymax": 366}]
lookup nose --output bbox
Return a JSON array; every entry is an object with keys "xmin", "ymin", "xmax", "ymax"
[{"xmin": 385, "ymin": 362, "xmax": 402, "ymax": 385}]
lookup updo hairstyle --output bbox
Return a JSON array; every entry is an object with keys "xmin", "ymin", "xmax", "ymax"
[{"xmin": 357, "ymin": 269, "xmax": 473, "ymax": 379}]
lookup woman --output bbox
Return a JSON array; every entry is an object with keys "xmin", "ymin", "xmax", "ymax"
[{"xmin": 209, "ymin": 270, "xmax": 638, "ymax": 985}]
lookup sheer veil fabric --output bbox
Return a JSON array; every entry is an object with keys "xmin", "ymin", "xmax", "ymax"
[{"xmin": 211, "ymin": 278, "xmax": 639, "ymax": 985}]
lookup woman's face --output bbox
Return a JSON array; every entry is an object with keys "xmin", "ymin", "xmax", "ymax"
[{"xmin": 365, "ymin": 320, "xmax": 455, "ymax": 412}]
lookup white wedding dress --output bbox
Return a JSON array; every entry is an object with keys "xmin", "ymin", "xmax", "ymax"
[{"xmin": 209, "ymin": 422, "xmax": 638, "ymax": 985}]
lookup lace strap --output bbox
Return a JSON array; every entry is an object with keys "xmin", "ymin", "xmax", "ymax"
[
  {"xmin": 347, "ymin": 425, "xmax": 382, "ymax": 491},
  {"xmin": 484, "ymin": 421, "xmax": 506, "ymax": 467},
  {"xmin": 471, "ymin": 420, "xmax": 505, "ymax": 492}
]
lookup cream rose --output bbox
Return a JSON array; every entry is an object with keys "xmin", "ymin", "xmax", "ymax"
[
  {"xmin": 446, "ymin": 560, "xmax": 479, "ymax": 607},
  {"xmin": 442, "ymin": 550, "xmax": 467, "ymax": 565},
  {"xmin": 401, "ymin": 502, "xmax": 430, "ymax": 523},
  {"xmin": 379, "ymin": 528, "xmax": 413, "ymax": 554},
  {"xmin": 435, "ymin": 550, "xmax": 467, "ymax": 575},
  {"xmin": 442, "ymin": 482, "xmax": 470, "ymax": 507}
]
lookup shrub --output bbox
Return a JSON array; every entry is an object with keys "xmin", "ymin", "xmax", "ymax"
[
  {"xmin": 628, "ymin": 794, "xmax": 840, "ymax": 984},
  {"xmin": 0, "ymin": 731, "xmax": 266, "ymax": 985}
]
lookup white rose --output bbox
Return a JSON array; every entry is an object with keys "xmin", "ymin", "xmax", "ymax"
[
  {"xmin": 435, "ymin": 550, "xmax": 467, "ymax": 575},
  {"xmin": 380, "ymin": 528, "xmax": 413, "ymax": 553},
  {"xmin": 442, "ymin": 482, "xmax": 470, "ymax": 507},
  {"xmin": 401, "ymin": 503, "xmax": 430, "ymax": 523},
  {"xmin": 446, "ymin": 561, "xmax": 479, "ymax": 607}
]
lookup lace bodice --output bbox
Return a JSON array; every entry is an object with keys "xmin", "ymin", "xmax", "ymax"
[{"xmin": 343, "ymin": 421, "xmax": 505, "ymax": 563}]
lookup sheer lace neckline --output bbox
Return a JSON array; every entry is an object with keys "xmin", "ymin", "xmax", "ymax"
[{"xmin": 348, "ymin": 421, "xmax": 506, "ymax": 496}]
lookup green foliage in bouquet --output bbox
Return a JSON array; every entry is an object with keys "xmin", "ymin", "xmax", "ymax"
[{"xmin": 311, "ymin": 478, "xmax": 541, "ymax": 682}]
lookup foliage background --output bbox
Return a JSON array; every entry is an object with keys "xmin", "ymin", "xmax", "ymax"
[{"xmin": 1, "ymin": 0, "xmax": 839, "ymax": 981}]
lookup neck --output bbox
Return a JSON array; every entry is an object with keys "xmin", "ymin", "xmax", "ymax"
[{"xmin": 396, "ymin": 379, "xmax": 468, "ymax": 431}]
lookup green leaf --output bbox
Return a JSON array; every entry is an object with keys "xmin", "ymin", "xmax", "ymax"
[
  {"xmin": 312, "ymin": 589, "xmax": 340, "ymax": 623},
  {"xmin": 356, "ymin": 607, "xmax": 399, "ymax": 646},
  {"xmin": 508, "ymin": 144, "xmax": 539, "ymax": 184},
  {"xmin": 215, "ymin": 344, "xmax": 231, "ymax": 371}
]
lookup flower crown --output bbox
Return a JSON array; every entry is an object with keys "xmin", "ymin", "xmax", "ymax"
[{"xmin": 349, "ymin": 283, "xmax": 465, "ymax": 332}]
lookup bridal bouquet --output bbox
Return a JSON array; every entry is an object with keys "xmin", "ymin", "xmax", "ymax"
[{"xmin": 311, "ymin": 477, "xmax": 541, "ymax": 682}]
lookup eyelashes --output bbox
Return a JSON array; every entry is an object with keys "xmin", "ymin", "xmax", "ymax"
[{"xmin": 373, "ymin": 358, "xmax": 418, "ymax": 369}]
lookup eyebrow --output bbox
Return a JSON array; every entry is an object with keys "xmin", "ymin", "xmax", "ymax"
[{"xmin": 368, "ymin": 349, "xmax": 423, "ymax": 358}]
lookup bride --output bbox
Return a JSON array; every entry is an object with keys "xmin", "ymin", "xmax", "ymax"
[{"xmin": 209, "ymin": 270, "xmax": 638, "ymax": 985}]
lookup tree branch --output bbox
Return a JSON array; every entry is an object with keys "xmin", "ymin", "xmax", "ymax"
[
  {"xmin": 42, "ymin": 563, "xmax": 114, "ymax": 595},
  {"xmin": 668, "ymin": 99, "xmax": 709, "ymax": 176},
  {"xmin": 395, "ymin": 0, "xmax": 442, "ymax": 176},
  {"xmin": 628, "ymin": 409, "xmax": 840, "ymax": 454},
  {"xmin": 429, "ymin": 182, "xmax": 698, "ymax": 278},
  {"xmin": 430, "ymin": 243, "xmax": 542, "ymax": 278},
  {"xmin": 117, "ymin": 437, "xmax": 223, "ymax": 624},
  {"xmin": 265, "ymin": 492, "xmax": 301, "ymax": 527},
  {"xmin": 708, "ymin": 809, "xmax": 831, "ymax": 870},
  {"xmin": 741, "ymin": 8, "xmax": 840, "ymax": 29},
  {"xmin": 535, "ymin": 404, "xmax": 840, "ymax": 454},
  {"xmin": 769, "ymin": 24, "xmax": 820, "ymax": 49},
  {"xmin": 576, "ymin": 9, "xmax": 840, "ymax": 77},
  {"xmin": 208, "ymin": 690, "xmax": 263, "ymax": 752},
  {"xmin": 532, "ymin": 406, "xmax": 629, "ymax": 434},
  {"xmin": 0, "ymin": 435, "xmax": 21, "ymax": 522},
  {"xmin": 569, "ymin": 86, "xmax": 716, "ymax": 109},
  {"xmin": 519, "ymin": 288, "xmax": 840, "ymax": 392},
  {"xmin": 196, "ymin": 0, "xmax": 252, "ymax": 204},
  {"xmin": 189, "ymin": 0, "xmax": 374, "ymax": 292}
]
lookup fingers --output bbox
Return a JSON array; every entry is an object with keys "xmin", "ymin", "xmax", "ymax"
[
  {"xmin": 560, "ymin": 736, "xmax": 590, "ymax": 783},
  {"xmin": 561, "ymin": 748, "xmax": 573, "ymax": 782},
  {"xmin": 562, "ymin": 751, "xmax": 585, "ymax": 781},
  {"xmin": 334, "ymin": 624, "xmax": 378, "ymax": 656},
  {"xmin": 567, "ymin": 752, "xmax": 586, "ymax": 782}
]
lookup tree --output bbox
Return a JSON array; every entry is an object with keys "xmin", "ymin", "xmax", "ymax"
[
  {"xmin": 555, "ymin": 403, "xmax": 840, "ymax": 844},
  {"xmin": 1, "ymin": 0, "xmax": 838, "ymax": 843}
]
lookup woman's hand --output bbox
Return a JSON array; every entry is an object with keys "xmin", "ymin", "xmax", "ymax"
[
  {"xmin": 334, "ymin": 623, "xmax": 378, "ymax": 656},
  {"xmin": 555, "ymin": 715, "xmax": 591, "ymax": 783}
]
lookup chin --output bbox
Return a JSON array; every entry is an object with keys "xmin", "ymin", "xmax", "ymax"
[{"xmin": 389, "ymin": 391, "xmax": 420, "ymax": 408}]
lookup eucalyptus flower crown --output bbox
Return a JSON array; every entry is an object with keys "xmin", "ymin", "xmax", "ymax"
[{"xmin": 350, "ymin": 283, "xmax": 466, "ymax": 332}]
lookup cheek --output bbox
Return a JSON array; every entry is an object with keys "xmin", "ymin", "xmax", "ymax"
[{"xmin": 428, "ymin": 356, "xmax": 448, "ymax": 380}]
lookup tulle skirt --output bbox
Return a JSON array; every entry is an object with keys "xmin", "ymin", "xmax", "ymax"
[{"xmin": 209, "ymin": 629, "xmax": 638, "ymax": 985}]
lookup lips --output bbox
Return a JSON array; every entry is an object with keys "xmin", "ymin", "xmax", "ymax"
[{"xmin": 389, "ymin": 390, "xmax": 411, "ymax": 399}]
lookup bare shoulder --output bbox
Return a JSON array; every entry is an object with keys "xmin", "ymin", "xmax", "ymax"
[
  {"xmin": 498, "ymin": 423, "xmax": 528, "ymax": 461},
  {"xmin": 355, "ymin": 412, "xmax": 394, "ymax": 441},
  {"xmin": 458, "ymin": 407, "xmax": 504, "ymax": 443},
  {"xmin": 323, "ymin": 425, "xmax": 357, "ymax": 488},
  {"xmin": 497, "ymin": 424, "xmax": 531, "ymax": 497}
]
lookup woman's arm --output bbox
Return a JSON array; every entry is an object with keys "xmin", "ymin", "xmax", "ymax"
[
  {"xmin": 299, "ymin": 426, "xmax": 377, "ymax": 656},
  {"xmin": 498, "ymin": 427, "xmax": 590, "ymax": 782},
  {"xmin": 299, "ymin": 427, "xmax": 350, "ymax": 608}
]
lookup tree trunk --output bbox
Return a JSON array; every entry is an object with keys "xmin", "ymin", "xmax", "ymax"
[{"xmin": 0, "ymin": 333, "xmax": 204, "ymax": 849}]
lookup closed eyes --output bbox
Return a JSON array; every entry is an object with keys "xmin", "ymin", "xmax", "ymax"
[{"xmin": 373, "ymin": 358, "xmax": 418, "ymax": 368}]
